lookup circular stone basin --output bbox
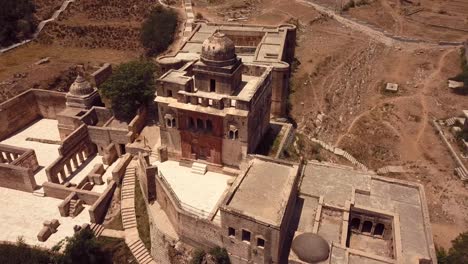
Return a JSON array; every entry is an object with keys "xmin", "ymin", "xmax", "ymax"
[{"xmin": 291, "ymin": 233, "xmax": 330, "ymax": 263}]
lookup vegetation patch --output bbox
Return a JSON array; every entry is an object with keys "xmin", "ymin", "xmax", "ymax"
[
  {"xmin": 190, "ymin": 247, "xmax": 230, "ymax": 264},
  {"xmin": 99, "ymin": 60, "xmax": 157, "ymax": 120},
  {"xmin": 135, "ymin": 178, "xmax": 151, "ymax": 250},
  {"xmin": 437, "ymin": 231, "xmax": 468, "ymax": 264},
  {"xmin": 0, "ymin": 0, "xmax": 37, "ymax": 47},
  {"xmin": 450, "ymin": 47, "xmax": 468, "ymax": 88},
  {"xmin": 0, "ymin": 229, "xmax": 135, "ymax": 264},
  {"xmin": 140, "ymin": 5, "xmax": 178, "ymax": 56}
]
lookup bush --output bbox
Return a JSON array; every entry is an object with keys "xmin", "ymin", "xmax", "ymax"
[
  {"xmin": 99, "ymin": 60, "xmax": 157, "ymax": 120},
  {"xmin": 0, "ymin": 0, "xmax": 37, "ymax": 47},
  {"xmin": 451, "ymin": 48, "xmax": 468, "ymax": 87},
  {"xmin": 438, "ymin": 232, "xmax": 468, "ymax": 264},
  {"xmin": 59, "ymin": 228, "xmax": 111, "ymax": 264},
  {"xmin": 209, "ymin": 247, "xmax": 230, "ymax": 264},
  {"xmin": 0, "ymin": 237, "xmax": 58, "ymax": 264},
  {"xmin": 190, "ymin": 248, "xmax": 206, "ymax": 264},
  {"xmin": 140, "ymin": 5, "xmax": 178, "ymax": 56}
]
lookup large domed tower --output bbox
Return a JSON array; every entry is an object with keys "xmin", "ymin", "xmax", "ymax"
[{"xmin": 193, "ymin": 32, "xmax": 243, "ymax": 95}]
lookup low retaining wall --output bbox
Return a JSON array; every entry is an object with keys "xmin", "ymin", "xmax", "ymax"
[
  {"xmin": 136, "ymin": 153, "xmax": 157, "ymax": 202},
  {"xmin": 89, "ymin": 181, "xmax": 117, "ymax": 223},
  {"xmin": 0, "ymin": 144, "xmax": 40, "ymax": 192},
  {"xmin": 112, "ymin": 153, "xmax": 133, "ymax": 183},
  {"xmin": 155, "ymin": 171, "xmax": 223, "ymax": 250},
  {"xmin": 42, "ymin": 182, "xmax": 101, "ymax": 204}
]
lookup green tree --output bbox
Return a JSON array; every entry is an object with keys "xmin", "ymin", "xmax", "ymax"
[
  {"xmin": 140, "ymin": 5, "xmax": 178, "ymax": 56},
  {"xmin": 437, "ymin": 232, "xmax": 468, "ymax": 264},
  {"xmin": 99, "ymin": 60, "xmax": 157, "ymax": 120},
  {"xmin": 59, "ymin": 228, "xmax": 111, "ymax": 264},
  {"xmin": 0, "ymin": 0, "xmax": 37, "ymax": 47}
]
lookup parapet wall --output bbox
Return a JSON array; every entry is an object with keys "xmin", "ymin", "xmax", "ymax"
[
  {"xmin": 0, "ymin": 89, "xmax": 66, "ymax": 140},
  {"xmin": 136, "ymin": 153, "xmax": 157, "ymax": 202},
  {"xmin": 46, "ymin": 124, "xmax": 97, "ymax": 183},
  {"xmin": 154, "ymin": 170, "xmax": 223, "ymax": 250},
  {"xmin": 0, "ymin": 144, "xmax": 40, "ymax": 192}
]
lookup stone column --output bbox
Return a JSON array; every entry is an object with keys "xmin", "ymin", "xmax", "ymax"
[
  {"xmin": 59, "ymin": 169, "xmax": 67, "ymax": 182},
  {"xmin": 65, "ymin": 161, "xmax": 73, "ymax": 176},
  {"xmin": 71, "ymin": 156, "xmax": 79, "ymax": 169},
  {"xmin": 78, "ymin": 151, "xmax": 85, "ymax": 163}
]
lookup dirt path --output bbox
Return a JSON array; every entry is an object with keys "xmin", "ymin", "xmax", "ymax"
[
  {"xmin": 415, "ymin": 49, "xmax": 453, "ymax": 143},
  {"xmin": 379, "ymin": 0, "xmax": 403, "ymax": 34},
  {"xmin": 297, "ymin": 0, "xmax": 462, "ymax": 49}
]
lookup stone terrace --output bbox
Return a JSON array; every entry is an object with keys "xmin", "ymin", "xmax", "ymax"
[{"xmin": 153, "ymin": 160, "xmax": 233, "ymax": 218}]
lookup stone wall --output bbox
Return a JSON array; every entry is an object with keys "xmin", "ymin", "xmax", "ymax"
[
  {"xmin": 46, "ymin": 124, "xmax": 97, "ymax": 183},
  {"xmin": 154, "ymin": 171, "xmax": 224, "ymax": 250},
  {"xmin": 0, "ymin": 145, "xmax": 40, "ymax": 192},
  {"xmin": 136, "ymin": 153, "xmax": 157, "ymax": 202},
  {"xmin": 0, "ymin": 163, "xmax": 36, "ymax": 192},
  {"xmin": 42, "ymin": 182, "xmax": 101, "ymax": 204},
  {"xmin": 0, "ymin": 89, "xmax": 66, "ymax": 140},
  {"xmin": 88, "ymin": 180, "xmax": 117, "ymax": 223},
  {"xmin": 111, "ymin": 153, "xmax": 132, "ymax": 183}
]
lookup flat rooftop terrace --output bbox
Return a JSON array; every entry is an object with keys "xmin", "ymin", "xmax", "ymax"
[
  {"xmin": 153, "ymin": 160, "xmax": 233, "ymax": 218},
  {"xmin": 0, "ymin": 186, "xmax": 89, "ymax": 248},
  {"xmin": 292, "ymin": 161, "xmax": 436, "ymax": 264},
  {"xmin": 226, "ymin": 158, "xmax": 299, "ymax": 226},
  {"xmin": 2, "ymin": 119, "xmax": 61, "ymax": 185}
]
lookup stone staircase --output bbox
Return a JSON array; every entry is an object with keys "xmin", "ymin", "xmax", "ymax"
[
  {"xmin": 32, "ymin": 188, "xmax": 45, "ymax": 197},
  {"xmin": 69, "ymin": 199, "xmax": 84, "ymax": 218},
  {"xmin": 455, "ymin": 167, "xmax": 468, "ymax": 181},
  {"xmin": 121, "ymin": 167, "xmax": 137, "ymax": 229},
  {"xmin": 444, "ymin": 117, "xmax": 458, "ymax": 126},
  {"xmin": 121, "ymin": 165, "xmax": 156, "ymax": 264},
  {"xmin": 191, "ymin": 162, "xmax": 207, "ymax": 175},
  {"xmin": 90, "ymin": 223, "xmax": 105, "ymax": 237},
  {"xmin": 128, "ymin": 239, "xmax": 155, "ymax": 264}
]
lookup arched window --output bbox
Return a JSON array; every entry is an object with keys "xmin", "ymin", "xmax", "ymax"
[
  {"xmin": 228, "ymin": 124, "xmax": 238, "ymax": 140},
  {"xmin": 171, "ymin": 118, "xmax": 176, "ymax": 127},
  {"xmin": 197, "ymin": 118, "xmax": 204, "ymax": 130},
  {"xmin": 229, "ymin": 130, "xmax": 234, "ymax": 139},
  {"xmin": 350, "ymin": 218, "xmax": 360, "ymax": 231},
  {"xmin": 188, "ymin": 117, "xmax": 195, "ymax": 129},
  {"xmin": 374, "ymin": 223, "xmax": 385, "ymax": 236},
  {"xmin": 206, "ymin": 120, "xmax": 213, "ymax": 132},
  {"xmin": 362, "ymin": 221, "xmax": 373, "ymax": 234}
]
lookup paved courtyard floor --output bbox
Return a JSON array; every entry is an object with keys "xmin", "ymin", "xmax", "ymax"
[
  {"xmin": 0, "ymin": 187, "xmax": 89, "ymax": 248},
  {"xmin": 1, "ymin": 119, "xmax": 61, "ymax": 185},
  {"xmin": 153, "ymin": 160, "xmax": 233, "ymax": 217}
]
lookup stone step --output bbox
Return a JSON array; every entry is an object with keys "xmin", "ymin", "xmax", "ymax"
[
  {"xmin": 32, "ymin": 188, "xmax": 45, "ymax": 197},
  {"xmin": 455, "ymin": 167, "xmax": 468, "ymax": 181},
  {"xmin": 140, "ymin": 253, "xmax": 153, "ymax": 264}
]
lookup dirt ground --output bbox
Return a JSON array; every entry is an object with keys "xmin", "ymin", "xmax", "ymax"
[
  {"xmin": 192, "ymin": 0, "xmax": 468, "ymax": 250},
  {"xmin": 0, "ymin": 0, "xmax": 187, "ymax": 102}
]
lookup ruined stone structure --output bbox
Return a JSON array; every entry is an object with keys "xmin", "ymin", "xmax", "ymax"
[
  {"xmin": 156, "ymin": 33, "xmax": 272, "ymax": 166},
  {"xmin": 157, "ymin": 22, "xmax": 296, "ymax": 118}
]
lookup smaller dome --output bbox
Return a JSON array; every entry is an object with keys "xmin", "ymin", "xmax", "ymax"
[
  {"xmin": 292, "ymin": 233, "xmax": 329, "ymax": 263},
  {"xmin": 69, "ymin": 74, "xmax": 94, "ymax": 96},
  {"xmin": 201, "ymin": 32, "xmax": 236, "ymax": 66}
]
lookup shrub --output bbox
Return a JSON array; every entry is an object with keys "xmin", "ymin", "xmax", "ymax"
[
  {"xmin": 0, "ymin": 0, "xmax": 37, "ymax": 47},
  {"xmin": 209, "ymin": 247, "xmax": 230, "ymax": 264},
  {"xmin": 99, "ymin": 60, "xmax": 157, "ymax": 120},
  {"xmin": 190, "ymin": 248, "xmax": 206, "ymax": 264},
  {"xmin": 140, "ymin": 5, "xmax": 178, "ymax": 56},
  {"xmin": 437, "ymin": 232, "xmax": 468, "ymax": 264}
]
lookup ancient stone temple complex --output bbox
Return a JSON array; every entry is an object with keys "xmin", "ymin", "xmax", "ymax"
[{"xmin": 0, "ymin": 22, "xmax": 437, "ymax": 264}]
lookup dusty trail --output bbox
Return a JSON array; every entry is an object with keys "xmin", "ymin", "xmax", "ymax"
[{"xmin": 415, "ymin": 49, "xmax": 453, "ymax": 144}]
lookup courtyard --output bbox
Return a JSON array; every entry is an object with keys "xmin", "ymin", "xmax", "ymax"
[{"xmin": 153, "ymin": 160, "xmax": 233, "ymax": 218}]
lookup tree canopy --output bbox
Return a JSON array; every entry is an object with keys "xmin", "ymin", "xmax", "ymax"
[
  {"xmin": 99, "ymin": 60, "xmax": 157, "ymax": 120},
  {"xmin": 0, "ymin": 0, "xmax": 37, "ymax": 47},
  {"xmin": 140, "ymin": 5, "xmax": 178, "ymax": 56},
  {"xmin": 437, "ymin": 232, "xmax": 468, "ymax": 264}
]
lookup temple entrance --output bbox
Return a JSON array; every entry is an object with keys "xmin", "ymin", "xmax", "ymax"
[{"xmin": 191, "ymin": 145, "xmax": 209, "ymax": 160}]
